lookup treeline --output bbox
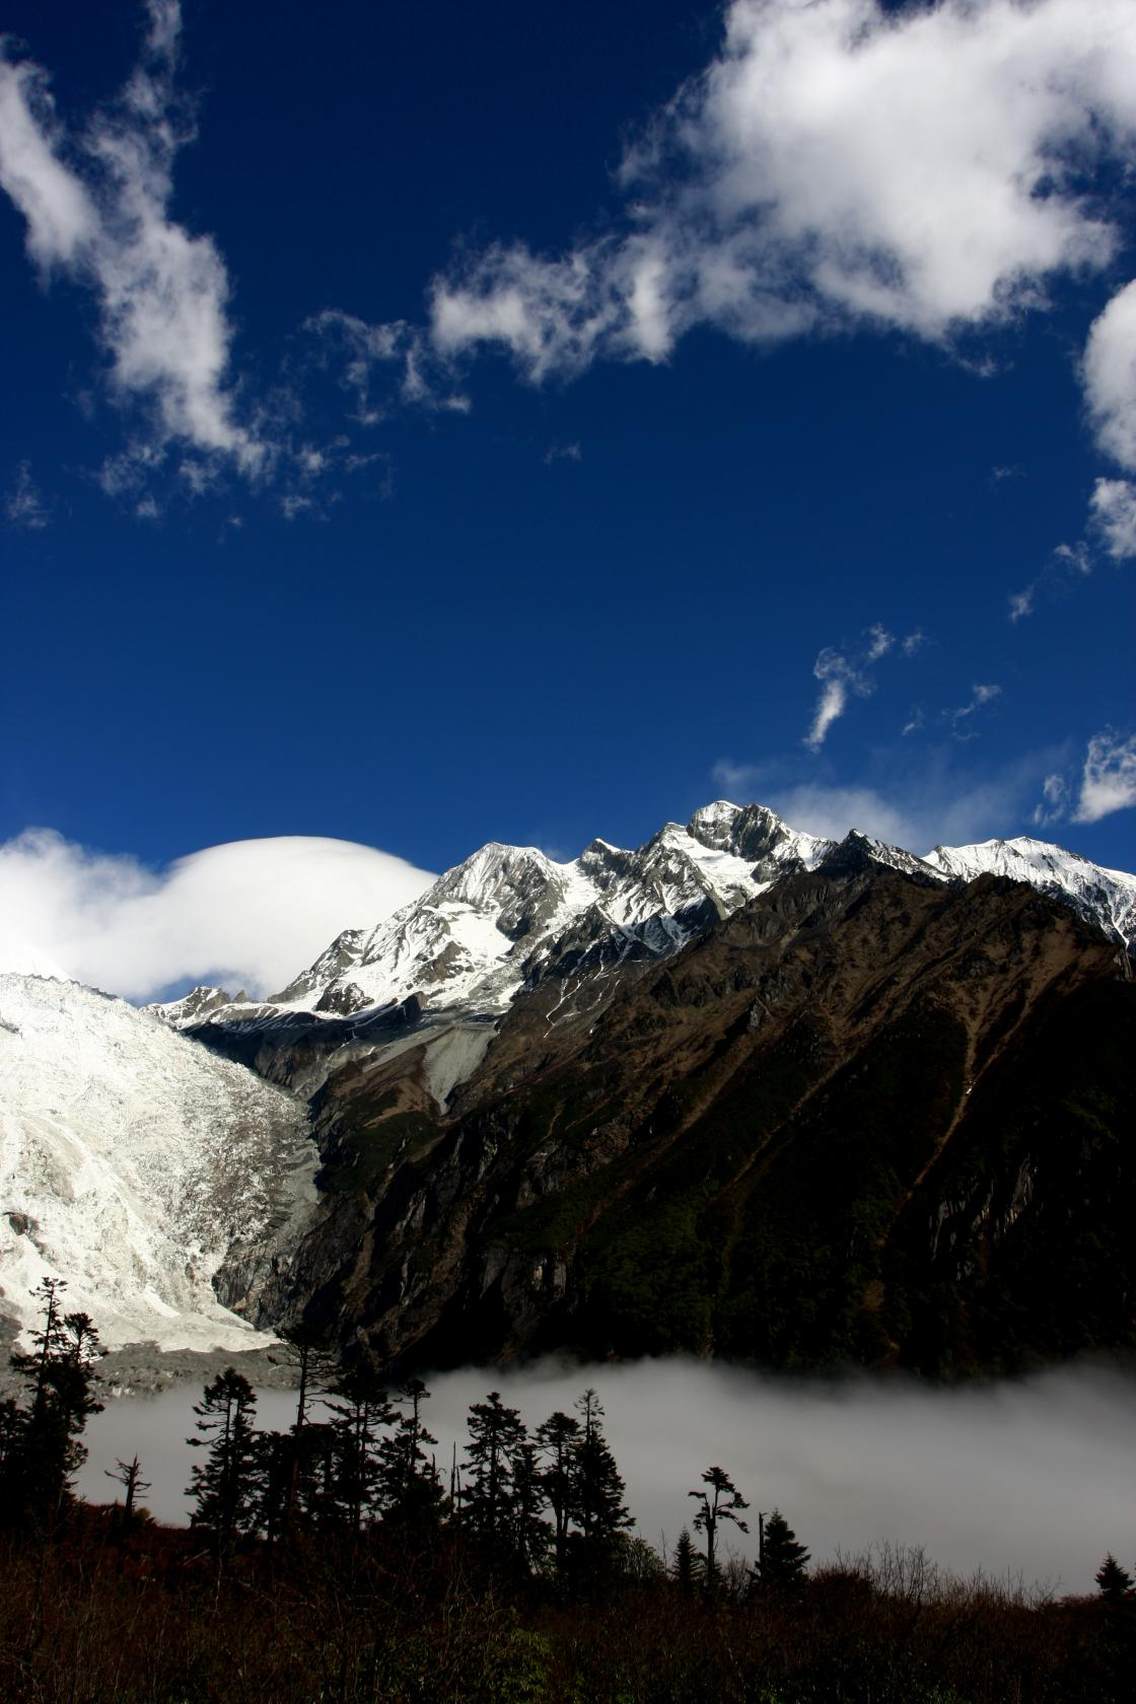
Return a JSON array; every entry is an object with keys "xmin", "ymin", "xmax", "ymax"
[{"xmin": 2, "ymin": 1280, "xmax": 1136, "ymax": 1702}]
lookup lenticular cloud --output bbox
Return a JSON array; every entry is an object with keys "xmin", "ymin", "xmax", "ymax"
[{"xmin": 0, "ymin": 830, "xmax": 434, "ymax": 1000}]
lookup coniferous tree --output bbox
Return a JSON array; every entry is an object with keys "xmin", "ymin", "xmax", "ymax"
[
  {"xmin": 1096, "ymin": 1554, "xmax": 1134, "ymax": 1604},
  {"xmin": 8, "ymin": 1283, "xmax": 104, "ymax": 1525},
  {"xmin": 573, "ymin": 1389, "xmax": 632, "ymax": 1579},
  {"xmin": 510, "ymin": 1437, "xmax": 550, "ymax": 1575},
  {"xmin": 755, "ymin": 1508, "xmax": 810, "ymax": 1593},
  {"xmin": 672, "ymin": 1527, "xmax": 704, "ymax": 1594},
  {"xmin": 688, "ymin": 1465, "xmax": 749, "ymax": 1592},
  {"xmin": 463, "ymin": 1391, "xmax": 525, "ymax": 1557},
  {"xmin": 535, "ymin": 1409, "xmax": 580, "ymax": 1578},
  {"xmin": 375, "ymin": 1378, "xmax": 444, "ymax": 1530},
  {"xmin": 276, "ymin": 1322, "xmax": 338, "ymax": 1532},
  {"xmin": 325, "ymin": 1363, "xmax": 394, "ymax": 1535},
  {"xmin": 188, "ymin": 1369, "xmax": 261, "ymax": 1555}
]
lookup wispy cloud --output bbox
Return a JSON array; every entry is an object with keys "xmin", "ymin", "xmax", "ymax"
[
  {"xmin": 427, "ymin": 1, "xmax": 1136, "ymax": 382},
  {"xmin": 803, "ymin": 624, "xmax": 927, "ymax": 752},
  {"xmin": 0, "ymin": 2, "xmax": 263, "ymax": 477},
  {"xmin": 306, "ymin": 308, "xmax": 470, "ymax": 424},
  {"xmin": 5, "ymin": 460, "xmax": 49, "ymax": 529},
  {"xmin": 947, "ymin": 682, "xmax": 1001, "ymax": 739},
  {"xmin": 1010, "ymin": 539, "xmax": 1093, "ymax": 622},
  {"xmin": 1089, "ymin": 478, "xmax": 1136, "ymax": 560},
  {"xmin": 544, "ymin": 442, "xmax": 582, "ymax": 466}
]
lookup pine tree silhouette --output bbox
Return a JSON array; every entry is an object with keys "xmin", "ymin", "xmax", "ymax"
[
  {"xmin": 187, "ymin": 1369, "xmax": 260, "ymax": 1557},
  {"xmin": 573, "ymin": 1389, "xmax": 632, "ymax": 1581},
  {"xmin": 7, "ymin": 1281, "xmax": 104, "ymax": 1528},
  {"xmin": 535, "ymin": 1409, "xmax": 581, "ymax": 1579},
  {"xmin": 688, "ymin": 1466, "xmax": 748, "ymax": 1592},
  {"xmin": 464, "ymin": 1390, "xmax": 525, "ymax": 1557},
  {"xmin": 105, "ymin": 1454, "xmax": 151, "ymax": 1525},
  {"xmin": 325, "ymin": 1363, "xmax": 395, "ymax": 1535},
  {"xmin": 756, "ymin": 1508, "xmax": 810, "ymax": 1592},
  {"xmin": 1096, "ymin": 1554, "xmax": 1134, "ymax": 1604},
  {"xmin": 375, "ymin": 1378, "xmax": 445, "ymax": 1529},
  {"xmin": 672, "ymin": 1527, "xmax": 704, "ymax": 1594}
]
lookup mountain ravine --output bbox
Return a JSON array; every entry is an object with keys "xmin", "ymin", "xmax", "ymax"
[{"xmin": 189, "ymin": 839, "xmax": 1136, "ymax": 1380}]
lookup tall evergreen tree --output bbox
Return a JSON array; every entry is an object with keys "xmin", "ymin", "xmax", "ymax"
[
  {"xmin": 755, "ymin": 1508, "xmax": 810, "ymax": 1592},
  {"xmin": 187, "ymin": 1369, "xmax": 261, "ymax": 1555},
  {"xmin": 509, "ymin": 1438, "xmax": 550, "ymax": 1575},
  {"xmin": 8, "ymin": 1283, "xmax": 104, "ymax": 1526},
  {"xmin": 375, "ymin": 1378, "xmax": 444, "ymax": 1529},
  {"xmin": 672, "ymin": 1527, "xmax": 704, "ymax": 1594},
  {"xmin": 573, "ymin": 1389, "xmax": 632, "ymax": 1578},
  {"xmin": 688, "ymin": 1465, "xmax": 749, "ymax": 1592},
  {"xmin": 1096, "ymin": 1554, "xmax": 1134, "ymax": 1604},
  {"xmin": 275, "ymin": 1322, "xmax": 338, "ymax": 1533},
  {"xmin": 325, "ymin": 1363, "xmax": 394, "ymax": 1535},
  {"xmin": 463, "ymin": 1390, "xmax": 525, "ymax": 1555},
  {"xmin": 535, "ymin": 1409, "xmax": 581, "ymax": 1578}
]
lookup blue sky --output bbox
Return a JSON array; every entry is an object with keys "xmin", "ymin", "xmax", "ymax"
[{"xmin": 1, "ymin": 0, "xmax": 1134, "ymax": 992}]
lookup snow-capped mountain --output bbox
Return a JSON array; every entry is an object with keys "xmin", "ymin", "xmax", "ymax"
[
  {"xmin": 924, "ymin": 837, "xmax": 1136, "ymax": 950},
  {"xmin": 160, "ymin": 802, "xmax": 831, "ymax": 1031},
  {"xmin": 0, "ymin": 974, "xmax": 317, "ymax": 1350},
  {"xmin": 157, "ymin": 803, "xmax": 1136, "ymax": 1052}
]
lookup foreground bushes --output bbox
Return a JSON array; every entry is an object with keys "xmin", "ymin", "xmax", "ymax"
[{"xmin": 1, "ymin": 1511, "xmax": 1133, "ymax": 1703}]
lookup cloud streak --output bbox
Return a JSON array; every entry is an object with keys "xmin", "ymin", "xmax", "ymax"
[
  {"xmin": 0, "ymin": 1, "xmax": 262, "ymax": 473},
  {"xmin": 0, "ymin": 829, "xmax": 434, "ymax": 1000}
]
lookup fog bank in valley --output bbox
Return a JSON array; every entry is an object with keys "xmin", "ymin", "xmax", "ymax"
[{"xmin": 79, "ymin": 1359, "xmax": 1136, "ymax": 1593}]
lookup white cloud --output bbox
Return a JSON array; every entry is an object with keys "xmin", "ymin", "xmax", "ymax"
[
  {"xmin": 1083, "ymin": 279, "xmax": 1136, "ymax": 472},
  {"xmin": 803, "ymin": 623, "xmax": 902, "ymax": 751},
  {"xmin": 5, "ymin": 460, "xmax": 48, "ymax": 529},
  {"xmin": 0, "ymin": 830, "xmax": 435, "ymax": 1001},
  {"xmin": 1090, "ymin": 478, "xmax": 1136, "ymax": 559},
  {"xmin": 428, "ymin": 0, "xmax": 1136, "ymax": 380},
  {"xmin": 1073, "ymin": 730, "xmax": 1136, "ymax": 824},
  {"xmin": 0, "ymin": 1, "xmax": 262, "ymax": 472}
]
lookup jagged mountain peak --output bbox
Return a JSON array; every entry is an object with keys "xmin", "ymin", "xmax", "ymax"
[{"xmin": 152, "ymin": 800, "xmax": 1136, "ymax": 1036}]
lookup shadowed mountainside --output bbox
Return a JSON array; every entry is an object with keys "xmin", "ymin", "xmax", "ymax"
[{"xmin": 191, "ymin": 846, "xmax": 1136, "ymax": 1378}]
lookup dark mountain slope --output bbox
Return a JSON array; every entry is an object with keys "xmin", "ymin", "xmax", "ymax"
[{"xmin": 213, "ymin": 852, "xmax": 1136, "ymax": 1378}]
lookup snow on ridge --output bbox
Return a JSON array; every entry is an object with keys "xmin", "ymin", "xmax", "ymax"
[
  {"xmin": 0, "ymin": 973, "xmax": 317, "ymax": 1351},
  {"xmin": 154, "ymin": 803, "xmax": 1136, "ymax": 1034}
]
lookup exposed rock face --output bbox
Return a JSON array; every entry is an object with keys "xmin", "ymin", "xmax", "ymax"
[{"xmin": 222, "ymin": 853, "xmax": 1136, "ymax": 1379}]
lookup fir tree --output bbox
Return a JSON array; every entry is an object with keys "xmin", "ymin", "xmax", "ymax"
[
  {"xmin": 535, "ymin": 1409, "xmax": 580, "ymax": 1578},
  {"xmin": 1096, "ymin": 1554, "xmax": 1134, "ymax": 1604},
  {"xmin": 276, "ymin": 1322, "xmax": 338, "ymax": 1532},
  {"xmin": 756, "ymin": 1508, "xmax": 810, "ymax": 1592},
  {"xmin": 375, "ymin": 1377, "xmax": 444, "ymax": 1529},
  {"xmin": 325, "ymin": 1363, "xmax": 394, "ymax": 1535},
  {"xmin": 463, "ymin": 1390, "xmax": 525, "ymax": 1555},
  {"xmin": 572, "ymin": 1389, "xmax": 632, "ymax": 1578},
  {"xmin": 688, "ymin": 1465, "xmax": 749, "ymax": 1592},
  {"xmin": 510, "ymin": 1438, "xmax": 550, "ymax": 1574},
  {"xmin": 8, "ymin": 1283, "xmax": 104, "ymax": 1526},
  {"xmin": 672, "ymin": 1527, "xmax": 704, "ymax": 1594},
  {"xmin": 188, "ymin": 1369, "xmax": 261, "ymax": 1555}
]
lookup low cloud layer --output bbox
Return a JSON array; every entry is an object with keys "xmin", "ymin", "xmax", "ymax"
[
  {"xmin": 80, "ymin": 1360, "xmax": 1136, "ymax": 1591},
  {"xmin": 0, "ymin": 829, "xmax": 434, "ymax": 1000}
]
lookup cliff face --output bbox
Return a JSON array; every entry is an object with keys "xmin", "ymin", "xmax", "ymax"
[{"xmin": 197, "ymin": 856, "xmax": 1136, "ymax": 1379}]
